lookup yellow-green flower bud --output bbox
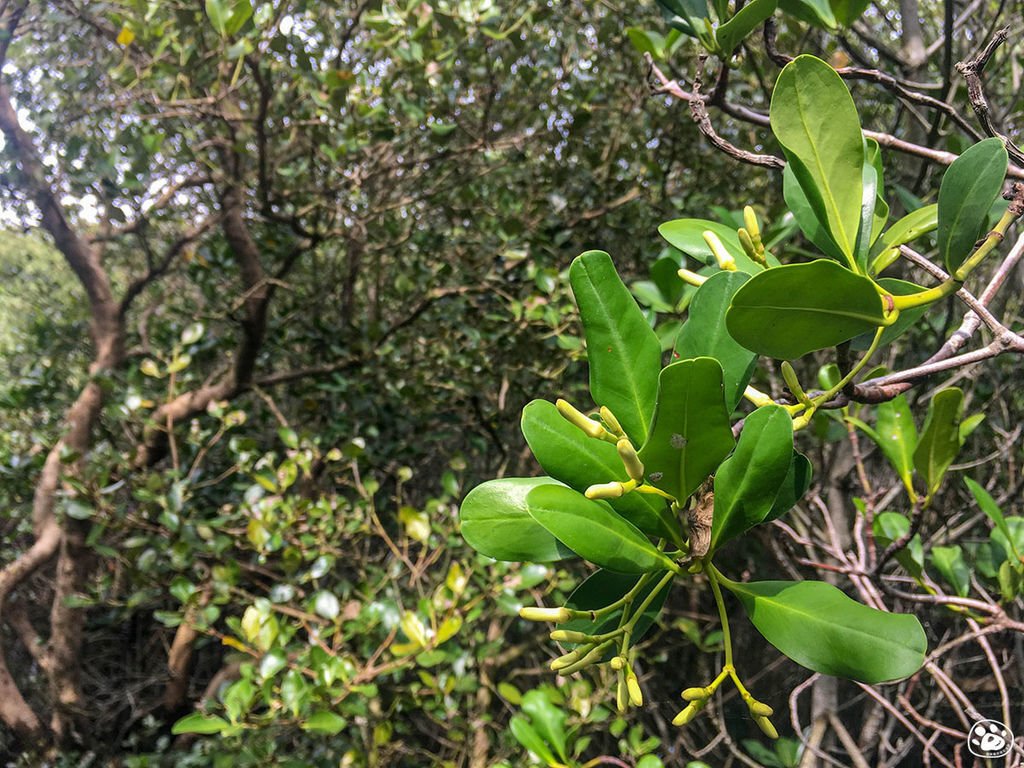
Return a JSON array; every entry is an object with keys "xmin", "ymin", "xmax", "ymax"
[
  {"xmin": 672, "ymin": 702, "xmax": 700, "ymax": 726},
  {"xmin": 746, "ymin": 697, "xmax": 773, "ymax": 718},
  {"xmin": 616, "ymin": 439, "xmax": 645, "ymax": 482},
  {"xmin": 681, "ymin": 687, "xmax": 708, "ymax": 702},
  {"xmin": 599, "ymin": 406, "xmax": 624, "ymax": 437},
  {"xmin": 550, "ymin": 646, "xmax": 588, "ymax": 671},
  {"xmin": 678, "ymin": 268, "xmax": 707, "ymax": 287},
  {"xmin": 556, "ymin": 640, "xmax": 612, "ymax": 675},
  {"xmin": 610, "ymin": 656, "xmax": 626, "ymax": 671},
  {"xmin": 703, "ymin": 231, "xmax": 736, "ymax": 271},
  {"xmin": 737, "ymin": 227, "xmax": 757, "ymax": 258},
  {"xmin": 616, "ymin": 677, "xmax": 628, "ymax": 713},
  {"xmin": 755, "ymin": 715, "xmax": 779, "ymax": 740},
  {"xmin": 556, "ymin": 399, "xmax": 605, "ymax": 440},
  {"xmin": 626, "ymin": 670, "xmax": 643, "ymax": 707},
  {"xmin": 550, "ymin": 629, "xmax": 592, "ymax": 644},
  {"xmin": 743, "ymin": 205, "xmax": 762, "ymax": 247},
  {"xmin": 781, "ymin": 361, "xmax": 811, "ymax": 406},
  {"xmin": 585, "ymin": 481, "xmax": 624, "ymax": 500},
  {"xmin": 519, "ymin": 606, "xmax": 571, "ymax": 623}
]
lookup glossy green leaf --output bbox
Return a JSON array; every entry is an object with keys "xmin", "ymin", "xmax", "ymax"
[
  {"xmin": 991, "ymin": 517, "xmax": 1024, "ymax": 564},
  {"xmin": 726, "ymin": 260, "xmax": 888, "ymax": 359},
  {"xmin": 710, "ymin": 405, "xmax": 794, "ymax": 550},
  {"xmin": 301, "ymin": 710, "xmax": 347, "ymax": 735},
  {"xmin": 771, "ymin": 55, "xmax": 864, "ymax": 262},
  {"xmin": 829, "ymin": 0, "xmax": 870, "ymax": 26},
  {"xmin": 725, "ymin": 578, "xmax": 927, "ymax": 682},
  {"xmin": 224, "ymin": 0, "xmax": 254, "ymax": 35},
  {"xmin": 570, "ymin": 251, "xmax": 661, "ymax": 443},
  {"xmin": 521, "ymin": 691, "xmax": 568, "ymax": 762},
  {"xmin": 525, "ymin": 485, "xmax": 676, "ymax": 574},
  {"xmin": 937, "ymin": 138, "xmax": 1008, "ymax": 271},
  {"xmin": 783, "ymin": 164, "xmax": 846, "ymax": 263},
  {"xmin": 854, "ymin": 141, "xmax": 884, "ymax": 270},
  {"xmin": 205, "ymin": 0, "xmax": 229, "ymax": 35},
  {"xmin": 675, "ymin": 272, "xmax": 756, "ymax": 409},
  {"xmin": 873, "ymin": 394, "xmax": 917, "ymax": 488},
  {"xmin": 510, "ymin": 716, "xmax": 559, "ymax": 766},
  {"xmin": 560, "ymin": 570, "xmax": 671, "ymax": 650},
  {"xmin": 716, "ymin": 0, "xmax": 778, "ymax": 56},
  {"xmin": 658, "ymin": 219, "xmax": 769, "ymax": 273},
  {"xmin": 638, "ymin": 358, "xmax": 734, "ymax": 502},
  {"xmin": 873, "ymin": 511, "xmax": 924, "ymax": 578},
  {"xmin": 459, "ymin": 478, "xmax": 573, "ymax": 563},
  {"xmin": 172, "ymin": 712, "xmax": 230, "ymax": 735},
  {"xmin": 913, "ymin": 388, "xmax": 963, "ymax": 497},
  {"xmin": 780, "ymin": 0, "xmax": 837, "ymax": 29},
  {"xmin": 764, "ymin": 451, "xmax": 812, "ymax": 522},
  {"xmin": 965, "ymin": 477, "xmax": 1018, "ymax": 559},
  {"xmin": 930, "ymin": 545, "xmax": 970, "ymax": 597},
  {"xmin": 520, "ymin": 400, "xmax": 679, "ymax": 542}
]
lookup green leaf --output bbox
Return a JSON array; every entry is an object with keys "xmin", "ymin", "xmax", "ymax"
[
  {"xmin": 829, "ymin": 0, "xmax": 870, "ymax": 26},
  {"xmin": 521, "ymin": 690, "xmax": 569, "ymax": 761},
  {"xmin": 710, "ymin": 405, "xmax": 794, "ymax": 551},
  {"xmin": 779, "ymin": 0, "xmax": 837, "ymax": 29},
  {"xmin": 764, "ymin": 451, "xmax": 812, "ymax": 522},
  {"xmin": 510, "ymin": 716, "xmax": 559, "ymax": 766},
  {"xmin": 724, "ymin": 578, "xmax": 927, "ymax": 682},
  {"xmin": 525, "ymin": 485, "xmax": 676, "ymax": 574},
  {"xmin": 172, "ymin": 712, "xmax": 230, "ymax": 735},
  {"xmin": 715, "ymin": 0, "xmax": 778, "ymax": 56},
  {"xmin": 726, "ymin": 260, "xmax": 888, "ymax": 359},
  {"xmin": 873, "ymin": 511, "xmax": 924, "ymax": 578},
  {"xmin": 570, "ymin": 251, "xmax": 662, "ymax": 443},
  {"xmin": 205, "ymin": 0, "xmax": 229, "ymax": 35},
  {"xmin": 225, "ymin": 0, "xmax": 254, "ymax": 35},
  {"xmin": 675, "ymin": 272, "xmax": 756, "ymax": 409},
  {"xmin": 520, "ymin": 400, "xmax": 679, "ymax": 542},
  {"xmin": 873, "ymin": 394, "xmax": 917, "ymax": 488},
  {"xmin": 560, "ymin": 570, "xmax": 670, "ymax": 649},
  {"xmin": 658, "ymin": 219, "xmax": 770, "ymax": 273},
  {"xmin": 638, "ymin": 358, "xmax": 734, "ymax": 502},
  {"xmin": 301, "ymin": 710, "xmax": 347, "ymax": 735},
  {"xmin": 771, "ymin": 55, "xmax": 864, "ymax": 263},
  {"xmin": 783, "ymin": 164, "xmax": 846, "ymax": 263},
  {"xmin": 965, "ymin": 477, "xmax": 1018, "ymax": 559},
  {"xmin": 930, "ymin": 545, "xmax": 970, "ymax": 597},
  {"xmin": 937, "ymin": 138, "xmax": 1008, "ymax": 271},
  {"xmin": 459, "ymin": 478, "xmax": 573, "ymax": 563},
  {"xmin": 913, "ymin": 388, "xmax": 964, "ymax": 497}
]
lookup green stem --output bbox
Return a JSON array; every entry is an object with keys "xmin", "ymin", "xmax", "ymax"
[
  {"xmin": 705, "ymin": 562, "xmax": 733, "ymax": 669},
  {"xmin": 582, "ymin": 572, "xmax": 653, "ymax": 621},
  {"xmin": 891, "ymin": 208, "xmax": 1019, "ymax": 310}
]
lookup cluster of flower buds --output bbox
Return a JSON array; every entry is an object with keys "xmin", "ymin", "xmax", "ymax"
[
  {"xmin": 738, "ymin": 205, "xmax": 768, "ymax": 267},
  {"xmin": 673, "ymin": 679, "xmax": 777, "ymax": 738}
]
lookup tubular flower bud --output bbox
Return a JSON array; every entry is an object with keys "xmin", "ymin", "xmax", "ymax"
[
  {"xmin": 748, "ymin": 699, "xmax": 774, "ymax": 718},
  {"xmin": 519, "ymin": 606, "xmax": 571, "ymax": 623},
  {"xmin": 556, "ymin": 640, "xmax": 613, "ymax": 675},
  {"xmin": 737, "ymin": 227, "xmax": 757, "ymax": 259},
  {"xmin": 550, "ymin": 647, "xmax": 589, "ymax": 671},
  {"xmin": 743, "ymin": 205, "xmax": 762, "ymax": 249},
  {"xmin": 556, "ymin": 399, "xmax": 605, "ymax": 440},
  {"xmin": 703, "ymin": 230, "xmax": 737, "ymax": 271},
  {"xmin": 626, "ymin": 669, "xmax": 643, "ymax": 707},
  {"xmin": 586, "ymin": 481, "xmax": 625, "ymax": 500},
  {"xmin": 681, "ymin": 687, "xmax": 708, "ymax": 702},
  {"xmin": 616, "ymin": 677, "xmax": 628, "ymax": 713},
  {"xmin": 550, "ymin": 629, "xmax": 592, "ymax": 644},
  {"xmin": 616, "ymin": 439, "xmax": 645, "ymax": 482},
  {"xmin": 781, "ymin": 361, "xmax": 811, "ymax": 406},
  {"xmin": 754, "ymin": 715, "xmax": 779, "ymax": 740},
  {"xmin": 672, "ymin": 698, "xmax": 705, "ymax": 726},
  {"xmin": 599, "ymin": 406, "xmax": 624, "ymax": 437},
  {"xmin": 678, "ymin": 268, "xmax": 708, "ymax": 287}
]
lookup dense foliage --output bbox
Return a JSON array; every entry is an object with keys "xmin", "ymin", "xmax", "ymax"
[{"xmin": 1, "ymin": 1, "xmax": 1024, "ymax": 767}]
